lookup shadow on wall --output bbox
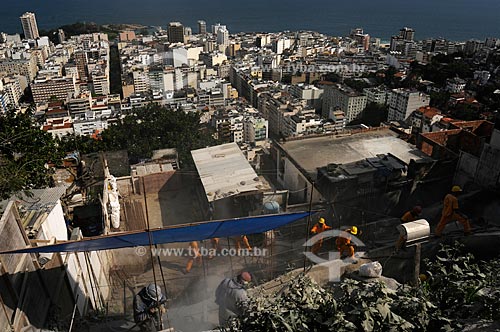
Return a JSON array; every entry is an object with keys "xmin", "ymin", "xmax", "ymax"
[{"xmin": 0, "ymin": 264, "xmax": 78, "ymax": 331}]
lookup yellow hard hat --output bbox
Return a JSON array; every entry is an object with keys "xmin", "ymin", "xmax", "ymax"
[
  {"xmin": 419, "ymin": 274, "xmax": 427, "ymax": 282},
  {"xmin": 350, "ymin": 226, "xmax": 358, "ymax": 235},
  {"xmin": 452, "ymin": 185, "xmax": 463, "ymax": 193},
  {"xmin": 319, "ymin": 218, "xmax": 325, "ymax": 224}
]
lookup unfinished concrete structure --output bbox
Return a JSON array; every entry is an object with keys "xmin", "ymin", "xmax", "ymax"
[
  {"xmin": 192, "ymin": 142, "xmax": 272, "ymax": 220},
  {"xmin": 0, "ymin": 188, "xmax": 113, "ymax": 331},
  {"xmin": 272, "ymin": 128, "xmax": 430, "ymax": 223}
]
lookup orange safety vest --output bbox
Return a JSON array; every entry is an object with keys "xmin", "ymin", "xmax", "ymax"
[
  {"xmin": 401, "ymin": 211, "xmax": 417, "ymax": 223},
  {"xmin": 442, "ymin": 194, "xmax": 459, "ymax": 218},
  {"xmin": 311, "ymin": 223, "xmax": 331, "ymax": 234}
]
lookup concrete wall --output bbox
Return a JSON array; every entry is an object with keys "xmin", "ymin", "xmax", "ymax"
[
  {"xmin": 0, "ymin": 202, "xmax": 50, "ymax": 331},
  {"xmin": 490, "ymin": 129, "xmax": 500, "ymax": 149},
  {"xmin": 475, "ymin": 143, "xmax": 500, "ymax": 189},
  {"xmin": 40, "ymin": 200, "xmax": 68, "ymax": 241},
  {"xmin": 0, "ymin": 202, "xmax": 114, "ymax": 331},
  {"xmin": 454, "ymin": 151, "xmax": 479, "ymax": 188}
]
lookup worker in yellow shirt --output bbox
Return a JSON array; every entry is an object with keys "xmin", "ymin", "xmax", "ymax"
[{"xmin": 435, "ymin": 186, "xmax": 471, "ymax": 236}]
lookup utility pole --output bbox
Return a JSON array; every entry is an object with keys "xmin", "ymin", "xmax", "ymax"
[{"xmin": 413, "ymin": 243, "xmax": 421, "ymax": 286}]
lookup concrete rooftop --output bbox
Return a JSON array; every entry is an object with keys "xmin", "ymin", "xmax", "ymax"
[
  {"xmin": 192, "ymin": 142, "xmax": 269, "ymax": 202},
  {"xmin": 281, "ymin": 129, "xmax": 427, "ymax": 174}
]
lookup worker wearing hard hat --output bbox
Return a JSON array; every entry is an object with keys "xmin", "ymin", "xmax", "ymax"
[
  {"xmin": 310, "ymin": 218, "xmax": 332, "ymax": 254},
  {"xmin": 336, "ymin": 226, "xmax": 358, "ymax": 260},
  {"xmin": 396, "ymin": 206, "xmax": 422, "ymax": 250},
  {"xmin": 435, "ymin": 186, "xmax": 471, "ymax": 237}
]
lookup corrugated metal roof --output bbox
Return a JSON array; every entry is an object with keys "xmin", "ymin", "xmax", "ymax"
[
  {"xmin": 0, "ymin": 187, "xmax": 66, "ymax": 237},
  {"xmin": 2, "ymin": 187, "xmax": 66, "ymax": 212},
  {"xmin": 191, "ymin": 143, "xmax": 264, "ymax": 202},
  {"xmin": 132, "ymin": 162, "xmax": 174, "ymax": 176}
]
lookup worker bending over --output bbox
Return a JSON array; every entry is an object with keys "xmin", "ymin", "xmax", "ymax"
[
  {"xmin": 336, "ymin": 227, "xmax": 358, "ymax": 261},
  {"xmin": 215, "ymin": 271, "xmax": 252, "ymax": 326},
  {"xmin": 396, "ymin": 206, "xmax": 422, "ymax": 250},
  {"xmin": 133, "ymin": 283, "xmax": 167, "ymax": 332}
]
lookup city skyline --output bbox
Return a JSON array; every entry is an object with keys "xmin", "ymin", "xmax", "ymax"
[{"xmin": 1, "ymin": 0, "xmax": 500, "ymax": 41}]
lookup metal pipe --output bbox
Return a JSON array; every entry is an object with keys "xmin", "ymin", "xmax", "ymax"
[
  {"xmin": 142, "ymin": 177, "xmax": 163, "ymax": 330},
  {"xmin": 83, "ymin": 252, "xmax": 98, "ymax": 311},
  {"xmin": 303, "ymin": 181, "xmax": 315, "ymax": 272},
  {"xmin": 68, "ymin": 294, "xmax": 79, "ymax": 332}
]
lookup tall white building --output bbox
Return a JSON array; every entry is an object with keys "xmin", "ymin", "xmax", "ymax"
[
  {"xmin": 212, "ymin": 23, "xmax": 227, "ymax": 35},
  {"xmin": 388, "ymin": 89, "xmax": 430, "ymax": 122},
  {"xmin": 20, "ymin": 12, "xmax": 40, "ymax": 40},
  {"xmin": 217, "ymin": 28, "xmax": 229, "ymax": 54}
]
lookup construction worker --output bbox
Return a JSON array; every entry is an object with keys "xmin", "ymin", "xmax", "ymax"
[
  {"xmin": 235, "ymin": 235, "xmax": 252, "ymax": 252},
  {"xmin": 310, "ymin": 218, "xmax": 332, "ymax": 254},
  {"xmin": 209, "ymin": 238, "xmax": 221, "ymax": 259},
  {"xmin": 435, "ymin": 186, "xmax": 472, "ymax": 237},
  {"xmin": 184, "ymin": 241, "xmax": 202, "ymax": 273},
  {"xmin": 336, "ymin": 227, "xmax": 358, "ymax": 260},
  {"xmin": 401, "ymin": 206, "xmax": 422, "ymax": 223},
  {"xmin": 396, "ymin": 206, "xmax": 422, "ymax": 250},
  {"xmin": 133, "ymin": 283, "xmax": 167, "ymax": 332},
  {"xmin": 215, "ymin": 271, "xmax": 252, "ymax": 326}
]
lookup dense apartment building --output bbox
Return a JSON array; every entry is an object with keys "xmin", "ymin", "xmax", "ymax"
[
  {"xmin": 0, "ymin": 79, "xmax": 22, "ymax": 108},
  {"xmin": 388, "ymin": 89, "xmax": 430, "ymax": 122},
  {"xmin": 168, "ymin": 22, "xmax": 185, "ymax": 43},
  {"xmin": 244, "ymin": 116, "xmax": 268, "ymax": 144},
  {"xmin": 322, "ymin": 84, "xmax": 367, "ymax": 123},
  {"xmin": 363, "ymin": 86, "xmax": 389, "ymax": 105},
  {"xmin": 288, "ymin": 84, "xmax": 324, "ymax": 110},
  {"xmin": 20, "ymin": 12, "xmax": 40, "ymax": 40},
  {"xmin": 30, "ymin": 77, "xmax": 77, "ymax": 104},
  {"xmin": 0, "ymin": 57, "xmax": 38, "ymax": 81}
]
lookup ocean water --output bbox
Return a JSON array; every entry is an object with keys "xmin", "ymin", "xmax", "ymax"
[{"xmin": 1, "ymin": 0, "xmax": 499, "ymax": 41}]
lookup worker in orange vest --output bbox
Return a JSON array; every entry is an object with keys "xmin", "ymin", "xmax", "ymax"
[
  {"xmin": 185, "ymin": 241, "xmax": 202, "ymax": 273},
  {"xmin": 310, "ymin": 218, "xmax": 332, "ymax": 254},
  {"xmin": 235, "ymin": 235, "xmax": 252, "ymax": 252},
  {"xmin": 336, "ymin": 227, "xmax": 358, "ymax": 260},
  {"xmin": 209, "ymin": 238, "xmax": 221, "ymax": 259},
  {"xmin": 435, "ymin": 186, "xmax": 471, "ymax": 237},
  {"xmin": 396, "ymin": 206, "xmax": 422, "ymax": 250}
]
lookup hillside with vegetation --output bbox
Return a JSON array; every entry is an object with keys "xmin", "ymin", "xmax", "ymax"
[{"xmin": 225, "ymin": 243, "xmax": 500, "ymax": 331}]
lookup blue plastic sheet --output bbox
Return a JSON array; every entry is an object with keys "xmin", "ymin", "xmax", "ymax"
[{"xmin": 2, "ymin": 212, "xmax": 310, "ymax": 253}]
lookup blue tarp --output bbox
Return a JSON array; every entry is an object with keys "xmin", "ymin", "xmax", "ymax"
[{"xmin": 2, "ymin": 212, "xmax": 311, "ymax": 254}]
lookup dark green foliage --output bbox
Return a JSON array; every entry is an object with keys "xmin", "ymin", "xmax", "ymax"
[
  {"xmin": 57, "ymin": 134, "xmax": 102, "ymax": 156},
  {"xmin": 227, "ymin": 275, "xmax": 355, "ymax": 332},
  {"xmin": 228, "ymin": 244, "xmax": 500, "ymax": 332},
  {"xmin": 423, "ymin": 242, "xmax": 500, "ymax": 321},
  {"xmin": 0, "ymin": 110, "xmax": 63, "ymax": 199},
  {"xmin": 99, "ymin": 105, "xmax": 217, "ymax": 166},
  {"xmin": 227, "ymin": 275, "xmax": 452, "ymax": 332},
  {"xmin": 430, "ymin": 91, "xmax": 451, "ymax": 109},
  {"xmin": 344, "ymin": 79, "xmax": 370, "ymax": 92},
  {"xmin": 338, "ymin": 279, "xmax": 452, "ymax": 332}
]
